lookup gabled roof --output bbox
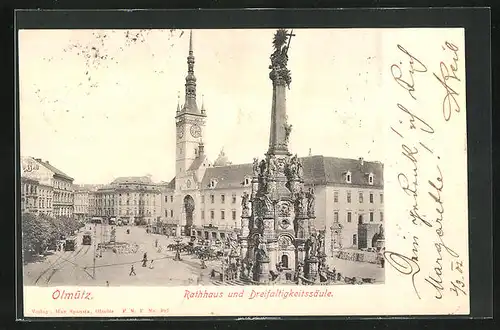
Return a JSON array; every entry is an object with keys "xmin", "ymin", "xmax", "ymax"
[
  {"xmin": 188, "ymin": 155, "xmax": 208, "ymax": 171},
  {"xmin": 199, "ymin": 156, "xmax": 384, "ymax": 190},
  {"xmin": 33, "ymin": 158, "xmax": 74, "ymax": 181}
]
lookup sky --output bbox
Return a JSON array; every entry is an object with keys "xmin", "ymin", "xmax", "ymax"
[{"xmin": 19, "ymin": 28, "xmax": 385, "ymax": 184}]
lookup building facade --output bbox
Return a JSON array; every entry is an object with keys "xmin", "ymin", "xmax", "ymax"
[
  {"xmin": 21, "ymin": 177, "xmax": 39, "ymax": 214},
  {"xmin": 94, "ymin": 176, "xmax": 162, "ymax": 225},
  {"xmin": 21, "ymin": 156, "xmax": 73, "ymax": 218},
  {"xmin": 73, "ymin": 188, "xmax": 90, "ymax": 222},
  {"xmin": 160, "ymin": 31, "xmax": 384, "ymax": 257}
]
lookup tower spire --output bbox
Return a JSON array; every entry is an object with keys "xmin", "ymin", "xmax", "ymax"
[
  {"xmin": 176, "ymin": 91, "xmax": 181, "ymax": 114},
  {"xmin": 183, "ymin": 29, "xmax": 199, "ymax": 114},
  {"xmin": 189, "ymin": 29, "xmax": 193, "ymax": 54}
]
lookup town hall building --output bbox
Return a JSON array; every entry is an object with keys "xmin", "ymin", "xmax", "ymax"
[{"xmin": 160, "ymin": 31, "xmax": 384, "ymax": 256}]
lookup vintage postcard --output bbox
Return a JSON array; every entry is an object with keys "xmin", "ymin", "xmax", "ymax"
[{"xmin": 18, "ymin": 27, "xmax": 469, "ymax": 317}]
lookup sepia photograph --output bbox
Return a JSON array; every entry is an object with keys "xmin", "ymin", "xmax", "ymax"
[
  {"xmin": 17, "ymin": 15, "xmax": 474, "ymax": 317},
  {"xmin": 20, "ymin": 28, "xmax": 385, "ymax": 288}
]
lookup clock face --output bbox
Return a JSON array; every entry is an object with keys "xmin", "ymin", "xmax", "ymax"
[
  {"xmin": 186, "ymin": 179, "xmax": 192, "ymax": 188},
  {"xmin": 190, "ymin": 124, "xmax": 202, "ymax": 138},
  {"xmin": 177, "ymin": 126, "xmax": 184, "ymax": 139}
]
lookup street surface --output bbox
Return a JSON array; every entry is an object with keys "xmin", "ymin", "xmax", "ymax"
[{"xmin": 23, "ymin": 224, "xmax": 384, "ymax": 286}]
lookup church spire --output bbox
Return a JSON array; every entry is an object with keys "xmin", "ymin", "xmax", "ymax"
[{"xmin": 183, "ymin": 29, "xmax": 199, "ymax": 114}]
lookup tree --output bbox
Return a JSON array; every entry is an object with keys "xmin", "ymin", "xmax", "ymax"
[{"xmin": 22, "ymin": 212, "xmax": 51, "ymax": 256}]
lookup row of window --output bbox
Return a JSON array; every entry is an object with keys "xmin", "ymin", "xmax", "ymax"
[
  {"xmin": 334, "ymin": 191, "xmax": 384, "ymax": 204},
  {"xmin": 53, "ymin": 179, "xmax": 72, "ymax": 191},
  {"xmin": 53, "ymin": 191, "xmax": 73, "ymax": 203},
  {"xmin": 333, "ymin": 210, "xmax": 384, "ymax": 223},
  {"xmin": 164, "ymin": 194, "xmax": 241, "ymax": 205},
  {"xmin": 203, "ymin": 194, "xmax": 238, "ymax": 204},
  {"xmin": 201, "ymin": 209, "xmax": 237, "ymax": 221}
]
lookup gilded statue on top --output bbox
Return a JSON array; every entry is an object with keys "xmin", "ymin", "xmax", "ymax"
[{"xmin": 269, "ymin": 29, "xmax": 294, "ymax": 88}]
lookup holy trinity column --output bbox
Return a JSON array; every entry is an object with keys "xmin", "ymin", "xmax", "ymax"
[{"xmin": 239, "ymin": 29, "xmax": 321, "ymax": 284}]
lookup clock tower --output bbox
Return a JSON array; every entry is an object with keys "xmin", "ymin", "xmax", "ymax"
[{"xmin": 175, "ymin": 30, "xmax": 207, "ymax": 189}]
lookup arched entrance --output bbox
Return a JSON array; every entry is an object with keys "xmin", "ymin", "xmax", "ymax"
[{"xmin": 183, "ymin": 195, "xmax": 195, "ymax": 236}]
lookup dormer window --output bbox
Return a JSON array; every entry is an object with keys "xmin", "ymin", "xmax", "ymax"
[
  {"xmin": 345, "ymin": 171, "xmax": 352, "ymax": 184},
  {"xmin": 368, "ymin": 173, "xmax": 374, "ymax": 185},
  {"xmin": 209, "ymin": 179, "xmax": 218, "ymax": 189}
]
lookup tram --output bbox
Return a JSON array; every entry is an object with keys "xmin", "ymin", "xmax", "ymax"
[
  {"xmin": 64, "ymin": 237, "xmax": 77, "ymax": 251},
  {"xmin": 82, "ymin": 232, "xmax": 92, "ymax": 245}
]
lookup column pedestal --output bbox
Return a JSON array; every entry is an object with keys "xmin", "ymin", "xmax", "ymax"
[
  {"xmin": 305, "ymin": 257, "xmax": 319, "ymax": 283},
  {"xmin": 257, "ymin": 259, "xmax": 270, "ymax": 284}
]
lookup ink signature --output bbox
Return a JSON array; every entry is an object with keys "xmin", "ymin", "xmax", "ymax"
[
  {"xmin": 397, "ymin": 104, "xmax": 435, "ymax": 134},
  {"xmin": 384, "ymin": 249, "xmax": 421, "ymax": 299},
  {"xmin": 391, "ymin": 45, "xmax": 428, "ymax": 100},
  {"xmin": 397, "ymin": 145, "xmax": 432, "ymax": 228},
  {"xmin": 433, "ymin": 42, "xmax": 461, "ymax": 121}
]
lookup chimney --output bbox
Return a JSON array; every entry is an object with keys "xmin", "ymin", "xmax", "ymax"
[
  {"xmin": 359, "ymin": 157, "xmax": 364, "ymax": 166},
  {"xmin": 308, "ymin": 148, "xmax": 312, "ymax": 157},
  {"xmin": 34, "ymin": 158, "xmax": 41, "ymax": 162}
]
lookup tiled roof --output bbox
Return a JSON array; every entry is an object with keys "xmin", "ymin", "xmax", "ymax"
[
  {"xmin": 111, "ymin": 176, "xmax": 153, "ymax": 185},
  {"xmin": 201, "ymin": 163, "xmax": 252, "ymax": 189},
  {"xmin": 188, "ymin": 155, "xmax": 208, "ymax": 171},
  {"xmin": 199, "ymin": 156, "xmax": 383, "ymax": 190},
  {"xmin": 34, "ymin": 159, "xmax": 74, "ymax": 181}
]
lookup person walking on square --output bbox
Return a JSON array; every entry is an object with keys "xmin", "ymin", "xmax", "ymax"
[
  {"xmin": 142, "ymin": 253, "xmax": 148, "ymax": 267},
  {"xmin": 149, "ymin": 260, "xmax": 154, "ymax": 269},
  {"xmin": 129, "ymin": 264, "xmax": 136, "ymax": 276}
]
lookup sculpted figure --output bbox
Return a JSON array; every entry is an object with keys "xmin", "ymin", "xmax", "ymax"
[
  {"xmin": 297, "ymin": 188, "xmax": 307, "ymax": 214},
  {"xmin": 305, "ymin": 236, "xmax": 313, "ymax": 259},
  {"xmin": 311, "ymin": 233, "xmax": 319, "ymax": 257},
  {"xmin": 297, "ymin": 158, "xmax": 304, "ymax": 180},
  {"xmin": 252, "ymin": 158, "xmax": 260, "ymax": 177},
  {"xmin": 284, "ymin": 123, "xmax": 292, "ymax": 144},
  {"xmin": 317, "ymin": 231, "xmax": 325, "ymax": 256},
  {"xmin": 307, "ymin": 188, "xmax": 316, "ymax": 217},
  {"xmin": 241, "ymin": 191, "xmax": 250, "ymax": 216},
  {"xmin": 254, "ymin": 234, "xmax": 268, "ymax": 261},
  {"xmin": 268, "ymin": 155, "xmax": 277, "ymax": 176},
  {"xmin": 259, "ymin": 159, "xmax": 267, "ymax": 176}
]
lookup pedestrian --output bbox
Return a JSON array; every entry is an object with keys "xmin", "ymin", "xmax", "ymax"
[
  {"xmin": 155, "ymin": 239, "xmax": 158, "ymax": 248},
  {"xmin": 149, "ymin": 260, "xmax": 154, "ymax": 269},
  {"xmin": 106, "ymin": 281, "xmax": 109, "ymax": 287},
  {"xmin": 129, "ymin": 265, "xmax": 136, "ymax": 276}
]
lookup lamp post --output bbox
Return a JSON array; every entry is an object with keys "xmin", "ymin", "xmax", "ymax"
[
  {"xmin": 92, "ymin": 224, "xmax": 96, "ymax": 279},
  {"xmin": 173, "ymin": 237, "xmax": 182, "ymax": 261},
  {"xmin": 330, "ymin": 226, "xmax": 334, "ymax": 257}
]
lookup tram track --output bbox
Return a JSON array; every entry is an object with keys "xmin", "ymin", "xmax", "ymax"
[
  {"xmin": 34, "ymin": 244, "xmax": 91, "ymax": 285},
  {"xmin": 45, "ymin": 244, "xmax": 93, "ymax": 284}
]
